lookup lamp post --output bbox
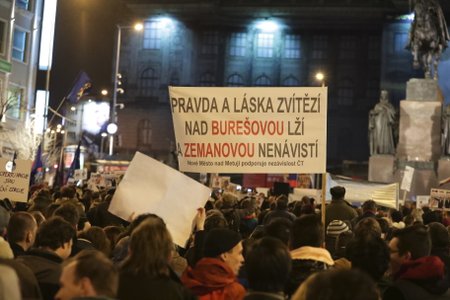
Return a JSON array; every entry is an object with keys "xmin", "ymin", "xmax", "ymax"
[{"xmin": 108, "ymin": 23, "xmax": 143, "ymax": 156}]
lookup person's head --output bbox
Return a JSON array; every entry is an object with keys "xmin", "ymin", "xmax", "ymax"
[
  {"xmin": 334, "ymin": 230, "xmax": 354, "ymax": 259},
  {"xmin": 6, "ymin": 212, "xmax": 38, "ymax": 250},
  {"xmin": 428, "ymin": 222, "xmax": 450, "ymax": 249},
  {"xmin": 55, "ymin": 250, "xmax": 118, "ymax": 300},
  {"xmin": 60, "ymin": 186, "xmax": 77, "ymax": 199},
  {"xmin": 276, "ymin": 195, "xmax": 289, "ymax": 210},
  {"xmin": 36, "ymin": 216, "xmax": 76, "ymax": 259},
  {"xmin": 29, "ymin": 210, "xmax": 46, "ymax": 227},
  {"xmin": 388, "ymin": 224, "xmax": 431, "ymax": 274},
  {"xmin": 246, "ymin": 237, "xmax": 291, "ymax": 293},
  {"xmin": 390, "ymin": 209, "xmax": 403, "ymax": 223},
  {"xmin": 203, "ymin": 228, "xmax": 243, "ymax": 275},
  {"xmin": 264, "ymin": 218, "xmax": 293, "ymax": 246},
  {"xmin": 291, "ymin": 214, "xmax": 323, "ymax": 249},
  {"xmin": 346, "ymin": 236, "xmax": 390, "ymax": 281},
  {"xmin": 362, "ymin": 200, "xmax": 377, "ymax": 213},
  {"xmin": 330, "ymin": 186, "xmax": 345, "ymax": 200},
  {"xmin": 221, "ymin": 192, "xmax": 238, "ymax": 209},
  {"xmin": 53, "ymin": 204, "xmax": 80, "ymax": 229},
  {"xmin": 354, "ymin": 217, "xmax": 382, "ymax": 238},
  {"xmin": 0, "ymin": 206, "xmax": 10, "ymax": 237},
  {"xmin": 204, "ymin": 211, "xmax": 228, "ymax": 231},
  {"xmin": 292, "ymin": 269, "xmax": 379, "ymax": 300},
  {"xmin": 78, "ymin": 227, "xmax": 111, "ymax": 256},
  {"xmin": 326, "ymin": 220, "xmax": 350, "ymax": 238},
  {"xmin": 122, "ymin": 217, "xmax": 172, "ymax": 277}
]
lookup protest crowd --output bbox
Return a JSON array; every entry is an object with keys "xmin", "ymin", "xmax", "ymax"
[{"xmin": 1, "ymin": 182, "xmax": 450, "ymax": 300}]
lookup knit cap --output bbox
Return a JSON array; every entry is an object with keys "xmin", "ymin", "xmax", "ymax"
[
  {"xmin": 326, "ymin": 220, "xmax": 350, "ymax": 237},
  {"xmin": 203, "ymin": 228, "xmax": 241, "ymax": 258}
]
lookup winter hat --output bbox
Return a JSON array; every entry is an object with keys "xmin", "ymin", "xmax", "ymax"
[
  {"xmin": 203, "ymin": 228, "xmax": 241, "ymax": 258},
  {"xmin": 326, "ymin": 220, "xmax": 350, "ymax": 237},
  {"xmin": 428, "ymin": 222, "xmax": 450, "ymax": 248}
]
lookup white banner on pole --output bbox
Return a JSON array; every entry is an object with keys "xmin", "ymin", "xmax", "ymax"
[{"xmin": 169, "ymin": 86, "xmax": 328, "ymax": 174}]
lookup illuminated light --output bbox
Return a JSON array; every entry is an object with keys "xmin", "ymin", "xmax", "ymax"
[
  {"xmin": 45, "ymin": 168, "xmax": 50, "ymax": 172},
  {"xmin": 57, "ymin": 124, "xmax": 62, "ymax": 128},
  {"xmin": 101, "ymin": 132, "xmax": 108, "ymax": 137},
  {"xmin": 54, "ymin": 164, "xmax": 58, "ymax": 169},
  {"xmin": 101, "ymin": 89, "xmax": 108, "ymax": 96},
  {"xmin": 39, "ymin": 0, "xmax": 58, "ymax": 70},
  {"xmin": 315, "ymin": 72, "xmax": 324, "ymax": 81},
  {"xmin": 51, "ymin": 130, "xmax": 55, "ymax": 134},
  {"xmin": 56, "ymin": 127, "xmax": 61, "ymax": 133},
  {"xmin": 46, "ymin": 128, "xmax": 51, "ymax": 133},
  {"xmin": 134, "ymin": 23, "xmax": 144, "ymax": 31},
  {"xmin": 397, "ymin": 13, "xmax": 415, "ymax": 21},
  {"xmin": 117, "ymin": 73, "xmax": 122, "ymax": 79},
  {"xmin": 70, "ymin": 106, "xmax": 76, "ymax": 111},
  {"xmin": 88, "ymin": 99, "xmax": 92, "ymax": 102},
  {"xmin": 255, "ymin": 20, "xmax": 279, "ymax": 33},
  {"xmin": 107, "ymin": 123, "xmax": 118, "ymax": 134},
  {"xmin": 117, "ymin": 88, "xmax": 125, "ymax": 94},
  {"xmin": 61, "ymin": 130, "xmax": 65, "ymax": 134}
]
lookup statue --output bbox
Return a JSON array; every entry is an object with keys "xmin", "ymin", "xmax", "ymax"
[
  {"xmin": 442, "ymin": 104, "xmax": 450, "ymax": 155},
  {"xmin": 406, "ymin": 0, "xmax": 450, "ymax": 79},
  {"xmin": 369, "ymin": 90, "xmax": 397, "ymax": 155}
]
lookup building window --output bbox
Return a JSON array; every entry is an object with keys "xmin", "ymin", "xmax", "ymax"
[
  {"xmin": 6, "ymin": 87, "xmax": 22, "ymax": 119},
  {"xmin": 312, "ymin": 35, "xmax": 327, "ymax": 59},
  {"xmin": 16, "ymin": 0, "xmax": 29, "ymax": 10},
  {"xmin": 170, "ymin": 72, "xmax": 180, "ymax": 86},
  {"xmin": 140, "ymin": 68, "xmax": 159, "ymax": 97},
  {"xmin": 254, "ymin": 74, "xmax": 271, "ymax": 86},
  {"xmin": 0, "ymin": 21, "xmax": 6, "ymax": 55},
  {"xmin": 137, "ymin": 119, "xmax": 152, "ymax": 147},
  {"xmin": 337, "ymin": 79, "xmax": 354, "ymax": 106},
  {"xmin": 256, "ymin": 33, "xmax": 274, "ymax": 58},
  {"xmin": 199, "ymin": 72, "xmax": 215, "ymax": 86},
  {"xmin": 12, "ymin": 29, "xmax": 27, "ymax": 62},
  {"xmin": 201, "ymin": 31, "xmax": 219, "ymax": 55},
  {"xmin": 368, "ymin": 36, "xmax": 381, "ymax": 60},
  {"xmin": 282, "ymin": 75, "xmax": 299, "ymax": 86},
  {"xmin": 393, "ymin": 32, "xmax": 408, "ymax": 54},
  {"xmin": 230, "ymin": 33, "xmax": 246, "ymax": 57},
  {"xmin": 339, "ymin": 36, "xmax": 357, "ymax": 60},
  {"xmin": 143, "ymin": 21, "xmax": 162, "ymax": 49},
  {"xmin": 284, "ymin": 34, "xmax": 301, "ymax": 59},
  {"xmin": 226, "ymin": 73, "xmax": 244, "ymax": 87},
  {"xmin": 366, "ymin": 79, "xmax": 379, "ymax": 101}
]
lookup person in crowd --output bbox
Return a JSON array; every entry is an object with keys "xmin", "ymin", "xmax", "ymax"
[
  {"xmin": 7, "ymin": 211, "xmax": 38, "ymax": 257},
  {"xmin": 0, "ymin": 205, "xmax": 10, "ymax": 238},
  {"xmin": 29, "ymin": 210, "xmax": 46, "ymax": 226},
  {"xmin": 325, "ymin": 219, "xmax": 350, "ymax": 257},
  {"xmin": 219, "ymin": 192, "xmax": 241, "ymax": 232},
  {"xmin": 55, "ymin": 249, "xmax": 118, "ymax": 300},
  {"xmin": 352, "ymin": 200, "xmax": 377, "ymax": 227},
  {"xmin": 333, "ymin": 230, "xmax": 354, "ymax": 269},
  {"xmin": 244, "ymin": 237, "xmax": 291, "ymax": 300},
  {"xmin": 384, "ymin": 224, "xmax": 450, "ymax": 300},
  {"xmin": 87, "ymin": 191, "xmax": 124, "ymax": 228},
  {"xmin": 286, "ymin": 214, "xmax": 334, "ymax": 297},
  {"xmin": 17, "ymin": 216, "xmax": 76, "ymax": 300},
  {"xmin": 390, "ymin": 209, "xmax": 405, "ymax": 229},
  {"xmin": 103, "ymin": 225, "xmax": 124, "ymax": 255},
  {"xmin": 263, "ymin": 195, "xmax": 296, "ymax": 225},
  {"xmin": 182, "ymin": 227, "xmax": 245, "ymax": 299},
  {"xmin": 325, "ymin": 186, "xmax": 357, "ymax": 227},
  {"xmin": 292, "ymin": 269, "xmax": 380, "ymax": 300},
  {"xmin": 428, "ymin": 222, "xmax": 450, "ymax": 282},
  {"xmin": 354, "ymin": 217, "xmax": 382, "ymax": 238},
  {"xmin": 56, "ymin": 186, "xmax": 89, "ymax": 228},
  {"xmin": 78, "ymin": 226, "xmax": 111, "ymax": 257},
  {"xmin": 0, "ymin": 264, "xmax": 21, "ymax": 300},
  {"xmin": 264, "ymin": 218, "xmax": 293, "ymax": 246},
  {"xmin": 118, "ymin": 218, "xmax": 195, "ymax": 300},
  {"xmin": 346, "ymin": 235, "xmax": 391, "ymax": 294}
]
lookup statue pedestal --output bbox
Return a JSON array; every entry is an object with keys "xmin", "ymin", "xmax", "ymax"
[
  {"xmin": 406, "ymin": 78, "xmax": 441, "ymax": 101},
  {"xmin": 438, "ymin": 158, "xmax": 450, "ymax": 189},
  {"xmin": 368, "ymin": 155, "xmax": 395, "ymax": 183}
]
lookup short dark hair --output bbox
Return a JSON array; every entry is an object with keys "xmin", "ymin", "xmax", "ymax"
[
  {"xmin": 354, "ymin": 218, "xmax": 381, "ymax": 238},
  {"xmin": 346, "ymin": 236, "xmax": 390, "ymax": 281},
  {"xmin": 60, "ymin": 186, "xmax": 77, "ymax": 199},
  {"xmin": 291, "ymin": 214, "xmax": 323, "ymax": 249},
  {"xmin": 246, "ymin": 237, "xmax": 291, "ymax": 293},
  {"xmin": 362, "ymin": 200, "xmax": 377, "ymax": 212},
  {"xmin": 264, "ymin": 218, "xmax": 293, "ymax": 246},
  {"xmin": 7, "ymin": 212, "xmax": 37, "ymax": 243},
  {"xmin": 276, "ymin": 195, "xmax": 289, "ymax": 210},
  {"xmin": 53, "ymin": 204, "xmax": 80, "ymax": 228},
  {"xmin": 36, "ymin": 217, "xmax": 75, "ymax": 250},
  {"xmin": 330, "ymin": 186, "xmax": 345, "ymax": 200},
  {"xmin": 394, "ymin": 224, "xmax": 431, "ymax": 259},
  {"xmin": 70, "ymin": 250, "xmax": 118, "ymax": 298}
]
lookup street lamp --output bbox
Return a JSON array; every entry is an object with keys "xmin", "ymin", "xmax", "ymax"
[
  {"xmin": 315, "ymin": 72, "xmax": 325, "ymax": 87},
  {"xmin": 109, "ymin": 22, "xmax": 143, "ymax": 156}
]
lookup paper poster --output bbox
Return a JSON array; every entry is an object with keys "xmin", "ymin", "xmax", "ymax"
[
  {"xmin": 430, "ymin": 188, "xmax": 450, "ymax": 209},
  {"xmin": 109, "ymin": 152, "xmax": 211, "ymax": 246},
  {"xmin": 400, "ymin": 166, "xmax": 414, "ymax": 192},
  {"xmin": 416, "ymin": 195, "xmax": 430, "ymax": 208},
  {"xmin": 0, "ymin": 158, "xmax": 33, "ymax": 202},
  {"xmin": 169, "ymin": 86, "xmax": 327, "ymax": 173},
  {"xmin": 73, "ymin": 169, "xmax": 88, "ymax": 181}
]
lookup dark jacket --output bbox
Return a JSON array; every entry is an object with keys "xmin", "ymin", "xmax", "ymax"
[
  {"xmin": 182, "ymin": 257, "xmax": 245, "ymax": 300},
  {"xmin": 383, "ymin": 256, "xmax": 450, "ymax": 300},
  {"xmin": 118, "ymin": 271, "xmax": 195, "ymax": 300},
  {"xmin": 9, "ymin": 242, "xmax": 26, "ymax": 258},
  {"xmin": 0, "ymin": 258, "xmax": 42, "ymax": 300},
  {"xmin": 325, "ymin": 199, "xmax": 357, "ymax": 227},
  {"xmin": 16, "ymin": 248, "xmax": 63, "ymax": 300},
  {"xmin": 262, "ymin": 209, "xmax": 296, "ymax": 225},
  {"xmin": 244, "ymin": 291, "xmax": 285, "ymax": 300}
]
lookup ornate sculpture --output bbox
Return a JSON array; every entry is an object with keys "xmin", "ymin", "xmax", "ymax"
[
  {"xmin": 406, "ymin": 0, "xmax": 450, "ymax": 79},
  {"xmin": 369, "ymin": 90, "xmax": 397, "ymax": 155},
  {"xmin": 442, "ymin": 104, "xmax": 450, "ymax": 156}
]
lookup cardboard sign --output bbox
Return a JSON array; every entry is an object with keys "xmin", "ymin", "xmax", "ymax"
[
  {"xmin": 73, "ymin": 169, "xmax": 88, "ymax": 181},
  {"xmin": 169, "ymin": 86, "xmax": 328, "ymax": 173},
  {"xmin": 109, "ymin": 152, "xmax": 211, "ymax": 246},
  {"xmin": 400, "ymin": 166, "xmax": 415, "ymax": 192},
  {"xmin": 0, "ymin": 158, "xmax": 33, "ymax": 202},
  {"xmin": 430, "ymin": 188, "xmax": 450, "ymax": 209}
]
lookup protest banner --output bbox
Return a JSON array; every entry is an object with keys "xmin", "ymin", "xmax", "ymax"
[
  {"xmin": 169, "ymin": 86, "xmax": 327, "ymax": 173},
  {"xmin": 109, "ymin": 152, "xmax": 211, "ymax": 246},
  {"xmin": 0, "ymin": 158, "xmax": 33, "ymax": 202},
  {"xmin": 430, "ymin": 188, "xmax": 450, "ymax": 209}
]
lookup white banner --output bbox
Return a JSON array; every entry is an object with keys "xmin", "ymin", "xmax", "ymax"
[
  {"xmin": 0, "ymin": 158, "xmax": 32, "ymax": 203},
  {"xmin": 169, "ymin": 86, "xmax": 327, "ymax": 173}
]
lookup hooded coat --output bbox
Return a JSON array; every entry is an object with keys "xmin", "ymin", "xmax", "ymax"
[{"xmin": 181, "ymin": 257, "xmax": 245, "ymax": 300}]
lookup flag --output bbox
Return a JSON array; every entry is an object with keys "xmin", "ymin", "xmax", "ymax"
[
  {"xmin": 66, "ymin": 140, "xmax": 82, "ymax": 183},
  {"xmin": 30, "ymin": 143, "xmax": 43, "ymax": 185},
  {"xmin": 67, "ymin": 71, "xmax": 92, "ymax": 103}
]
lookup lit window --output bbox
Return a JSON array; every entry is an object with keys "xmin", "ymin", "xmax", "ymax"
[
  {"xmin": 0, "ymin": 21, "xmax": 5, "ymax": 55},
  {"xmin": 284, "ymin": 35, "xmax": 301, "ymax": 59},
  {"xmin": 201, "ymin": 31, "xmax": 219, "ymax": 55},
  {"xmin": 12, "ymin": 29, "xmax": 27, "ymax": 62},
  {"xmin": 230, "ymin": 33, "xmax": 246, "ymax": 57},
  {"xmin": 16, "ymin": 0, "xmax": 29, "ymax": 10},
  {"xmin": 256, "ymin": 33, "xmax": 274, "ymax": 58},
  {"xmin": 312, "ymin": 35, "xmax": 327, "ymax": 59},
  {"xmin": 255, "ymin": 74, "xmax": 271, "ymax": 86},
  {"xmin": 337, "ymin": 79, "xmax": 354, "ymax": 106},
  {"xmin": 6, "ymin": 88, "xmax": 22, "ymax": 119},
  {"xmin": 226, "ymin": 73, "xmax": 244, "ymax": 87},
  {"xmin": 394, "ymin": 32, "xmax": 408, "ymax": 54},
  {"xmin": 339, "ymin": 36, "xmax": 356, "ymax": 60},
  {"xmin": 199, "ymin": 72, "xmax": 215, "ymax": 86},
  {"xmin": 137, "ymin": 119, "xmax": 152, "ymax": 147},
  {"xmin": 282, "ymin": 75, "xmax": 299, "ymax": 86},
  {"xmin": 140, "ymin": 68, "xmax": 159, "ymax": 97},
  {"xmin": 143, "ymin": 21, "xmax": 162, "ymax": 49}
]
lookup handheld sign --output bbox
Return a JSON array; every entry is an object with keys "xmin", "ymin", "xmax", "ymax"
[{"xmin": 0, "ymin": 158, "xmax": 33, "ymax": 202}]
